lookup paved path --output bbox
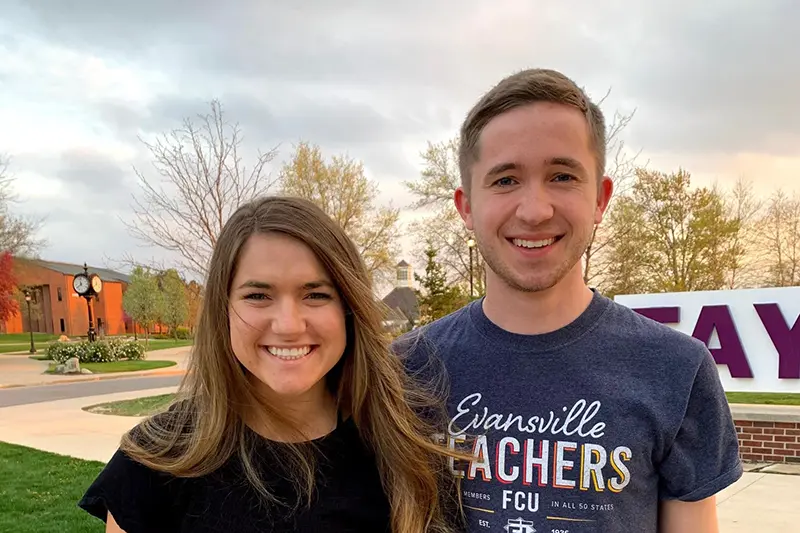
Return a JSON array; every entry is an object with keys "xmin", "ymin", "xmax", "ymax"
[
  {"xmin": 0, "ymin": 375, "xmax": 182, "ymax": 407},
  {"xmin": 0, "ymin": 386, "xmax": 177, "ymax": 462},
  {"xmin": 716, "ymin": 470, "xmax": 800, "ymax": 531},
  {"xmin": 0, "ymin": 345, "xmax": 189, "ymax": 389}
]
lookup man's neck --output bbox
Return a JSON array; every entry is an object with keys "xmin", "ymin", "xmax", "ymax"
[{"xmin": 482, "ymin": 267, "xmax": 595, "ymax": 335}]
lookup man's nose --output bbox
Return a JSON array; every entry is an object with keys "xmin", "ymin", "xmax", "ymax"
[{"xmin": 515, "ymin": 182, "xmax": 554, "ymax": 226}]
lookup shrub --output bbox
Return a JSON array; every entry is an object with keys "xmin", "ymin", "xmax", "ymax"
[
  {"xmin": 114, "ymin": 339, "xmax": 146, "ymax": 361},
  {"xmin": 46, "ymin": 342, "xmax": 84, "ymax": 364},
  {"xmin": 175, "ymin": 326, "xmax": 192, "ymax": 340},
  {"xmin": 46, "ymin": 339, "xmax": 147, "ymax": 363}
]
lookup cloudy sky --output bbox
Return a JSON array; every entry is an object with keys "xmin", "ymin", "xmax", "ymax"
[{"xmin": 2, "ymin": 0, "xmax": 798, "ymax": 287}]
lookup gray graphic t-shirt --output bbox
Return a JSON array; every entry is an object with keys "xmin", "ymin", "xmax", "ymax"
[{"xmin": 394, "ymin": 290, "xmax": 742, "ymax": 533}]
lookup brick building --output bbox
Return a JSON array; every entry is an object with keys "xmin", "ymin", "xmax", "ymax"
[{"xmin": 3, "ymin": 258, "xmax": 134, "ymax": 337}]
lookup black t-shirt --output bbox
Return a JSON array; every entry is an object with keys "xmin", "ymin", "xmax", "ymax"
[{"xmin": 78, "ymin": 412, "xmax": 391, "ymax": 532}]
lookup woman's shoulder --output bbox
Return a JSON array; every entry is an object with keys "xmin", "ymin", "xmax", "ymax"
[{"xmin": 122, "ymin": 397, "xmax": 195, "ymax": 448}]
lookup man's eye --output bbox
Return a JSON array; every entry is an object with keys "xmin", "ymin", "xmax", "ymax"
[
  {"xmin": 553, "ymin": 173, "xmax": 575, "ymax": 182},
  {"xmin": 493, "ymin": 177, "xmax": 516, "ymax": 187}
]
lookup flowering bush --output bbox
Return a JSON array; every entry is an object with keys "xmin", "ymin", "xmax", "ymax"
[
  {"xmin": 47, "ymin": 338, "xmax": 148, "ymax": 363},
  {"xmin": 47, "ymin": 342, "xmax": 84, "ymax": 363},
  {"xmin": 108, "ymin": 338, "xmax": 146, "ymax": 361}
]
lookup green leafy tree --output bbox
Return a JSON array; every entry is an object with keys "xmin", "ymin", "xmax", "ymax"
[
  {"xmin": 122, "ymin": 266, "xmax": 163, "ymax": 349},
  {"xmin": 279, "ymin": 141, "xmax": 401, "ymax": 286},
  {"xmin": 601, "ymin": 168, "xmax": 742, "ymax": 295},
  {"xmin": 185, "ymin": 280, "xmax": 203, "ymax": 334},
  {"xmin": 158, "ymin": 268, "xmax": 189, "ymax": 340},
  {"xmin": 414, "ymin": 245, "xmax": 468, "ymax": 325}
]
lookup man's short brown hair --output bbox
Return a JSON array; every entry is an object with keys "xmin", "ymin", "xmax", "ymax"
[{"xmin": 458, "ymin": 68, "xmax": 606, "ymax": 193}]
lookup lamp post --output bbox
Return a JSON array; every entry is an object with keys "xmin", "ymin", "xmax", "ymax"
[
  {"xmin": 24, "ymin": 289, "xmax": 35, "ymax": 354},
  {"xmin": 467, "ymin": 238, "xmax": 476, "ymax": 297}
]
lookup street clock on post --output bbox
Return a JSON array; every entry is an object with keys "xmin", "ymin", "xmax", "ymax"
[
  {"xmin": 73, "ymin": 271, "xmax": 102, "ymax": 297},
  {"xmin": 73, "ymin": 264, "xmax": 103, "ymax": 341}
]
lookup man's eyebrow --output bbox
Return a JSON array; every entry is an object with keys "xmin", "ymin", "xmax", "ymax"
[
  {"xmin": 549, "ymin": 157, "xmax": 587, "ymax": 173},
  {"xmin": 485, "ymin": 162, "xmax": 518, "ymax": 178}
]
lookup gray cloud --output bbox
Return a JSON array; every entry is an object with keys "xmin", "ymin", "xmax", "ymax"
[
  {"xmin": 617, "ymin": 1, "xmax": 800, "ymax": 156},
  {"xmin": 4, "ymin": 0, "xmax": 800, "ymax": 275},
  {"xmin": 12, "ymin": 0, "xmax": 797, "ymax": 160}
]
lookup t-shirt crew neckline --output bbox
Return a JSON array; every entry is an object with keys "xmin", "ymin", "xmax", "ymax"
[{"xmin": 467, "ymin": 288, "xmax": 612, "ymax": 353}]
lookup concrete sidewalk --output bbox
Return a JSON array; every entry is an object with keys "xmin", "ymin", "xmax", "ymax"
[
  {"xmin": 0, "ymin": 387, "xmax": 798, "ymax": 532},
  {"xmin": 0, "ymin": 346, "xmax": 190, "ymax": 389},
  {"xmin": 0, "ymin": 386, "xmax": 177, "ymax": 462}
]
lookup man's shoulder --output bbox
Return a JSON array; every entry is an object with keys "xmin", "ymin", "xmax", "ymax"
[
  {"xmin": 391, "ymin": 303, "xmax": 474, "ymax": 374},
  {"xmin": 603, "ymin": 296, "xmax": 711, "ymax": 366},
  {"xmin": 394, "ymin": 303, "xmax": 472, "ymax": 349}
]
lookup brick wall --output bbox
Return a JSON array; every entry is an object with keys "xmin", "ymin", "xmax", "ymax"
[{"xmin": 735, "ymin": 420, "xmax": 800, "ymax": 464}]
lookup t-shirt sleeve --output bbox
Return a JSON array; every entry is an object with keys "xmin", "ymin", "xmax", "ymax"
[
  {"xmin": 657, "ymin": 345, "xmax": 743, "ymax": 501},
  {"xmin": 78, "ymin": 448, "xmax": 177, "ymax": 533}
]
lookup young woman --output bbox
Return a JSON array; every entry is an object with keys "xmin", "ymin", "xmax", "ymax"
[{"xmin": 78, "ymin": 196, "xmax": 465, "ymax": 533}]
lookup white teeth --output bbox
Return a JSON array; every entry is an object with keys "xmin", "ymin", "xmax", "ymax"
[
  {"xmin": 513, "ymin": 238, "xmax": 556, "ymax": 249},
  {"xmin": 266, "ymin": 346, "xmax": 312, "ymax": 360}
]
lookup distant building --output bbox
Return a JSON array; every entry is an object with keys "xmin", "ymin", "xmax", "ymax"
[
  {"xmin": 3, "ymin": 258, "xmax": 137, "ymax": 337},
  {"xmin": 381, "ymin": 260, "xmax": 419, "ymax": 332}
]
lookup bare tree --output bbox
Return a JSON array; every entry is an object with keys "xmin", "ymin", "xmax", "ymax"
[
  {"xmin": 123, "ymin": 100, "xmax": 279, "ymax": 279},
  {"xmin": 723, "ymin": 177, "xmax": 764, "ymax": 289},
  {"xmin": 0, "ymin": 154, "xmax": 45, "ymax": 257},
  {"xmin": 403, "ymin": 138, "xmax": 485, "ymax": 294},
  {"xmin": 757, "ymin": 189, "xmax": 800, "ymax": 287},
  {"xmin": 582, "ymin": 91, "xmax": 643, "ymax": 287}
]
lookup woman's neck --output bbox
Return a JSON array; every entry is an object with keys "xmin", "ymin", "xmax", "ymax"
[{"xmin": 249, "ymin": 379, "xmax": 339, "ymax": 442}]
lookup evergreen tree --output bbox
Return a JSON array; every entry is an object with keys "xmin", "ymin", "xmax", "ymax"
[{"xmin": 414, "ymin": 245, "xmax": 468, "ymax": 325}]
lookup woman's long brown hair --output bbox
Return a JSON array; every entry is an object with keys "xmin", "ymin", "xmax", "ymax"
[{"xmin": 119, "ymin": 196, "xmax": 467, "ymax": 532}]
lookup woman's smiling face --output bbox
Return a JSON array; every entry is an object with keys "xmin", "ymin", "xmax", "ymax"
[{"xmin": 228, "ymin": 232, "xmax": 347, "ymax": 404}]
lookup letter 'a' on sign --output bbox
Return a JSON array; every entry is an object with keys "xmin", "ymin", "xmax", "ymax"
[
  {"xmin": 754, "ymin": 303, "xmax": 800, "ymax": 379},
  {"xmin": 691, "ymin": 305, "xmax": 754, "ymax": 378}
]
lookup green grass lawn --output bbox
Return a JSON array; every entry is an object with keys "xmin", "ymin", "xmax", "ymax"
[
  {"xmin": 0, "ymin": 441, "xmax": 105, "ymax": 533},
  {"xmin": 83, "ymin": 393, "xmax": 176, "ymax": 417},
  {"xmin": 726, "ymin": 392, "xmax": 800, "ymax": 405},
  {"xmin": 0, "ymin": 333, "xmax": 58, "ymax": 354},
  {"xmin": 139, "ymin": 338, "xmax": 193, "ymax": 351},
  {"xmin": 46, "ymin": 360, "xmax": 177, "ymax": 374}
]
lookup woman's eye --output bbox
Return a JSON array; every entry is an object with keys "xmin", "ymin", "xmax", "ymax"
[
  {"xmin": 307, "ymin": 292, "xmax": 333, "ymax": 301},
  {"xmin": 244, "ymin": 293, "xmax": 269, "ymax": 301}
]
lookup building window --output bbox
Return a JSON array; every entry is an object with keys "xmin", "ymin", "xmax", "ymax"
[
  {"xmin": 57, "ymin": 287, "xmax": 62, "ymax": 301},
  {"xmin": 60, "ymin": 319, "xmax": 65, "ymax": 333}
]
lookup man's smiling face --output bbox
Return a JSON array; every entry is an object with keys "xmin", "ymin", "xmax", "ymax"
[{"xmin": 455, "ymin": 101, "xmax": 612, "ymax": 293}]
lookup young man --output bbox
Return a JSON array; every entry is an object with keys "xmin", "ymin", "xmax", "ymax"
[{"xmin": 394, "ymin": 68, "xmax": 742, "ymax": 533}]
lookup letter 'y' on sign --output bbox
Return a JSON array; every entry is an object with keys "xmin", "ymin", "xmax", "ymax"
[{"xmin": 754, "ymin": 304, "xmax": 800, "ymax": 379}]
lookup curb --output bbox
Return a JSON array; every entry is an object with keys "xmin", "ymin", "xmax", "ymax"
[{"xmin": 0, "ymin": 369, "xmax": 186, "ymax": 389}]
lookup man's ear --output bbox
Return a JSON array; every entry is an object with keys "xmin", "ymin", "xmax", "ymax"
[
  {"xmin": 454, "ymin": 186, "xmax": 474, "ymax": 230},
  {"xmin": 594, "ymin": 176, "xmax": 614, "ymax": 225}
]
